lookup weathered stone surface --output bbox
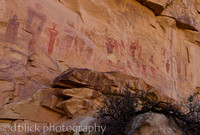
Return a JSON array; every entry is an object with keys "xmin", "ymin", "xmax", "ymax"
[
  {"xmin": 60, "ymin": 88, "xmax": 102, "ymax": 99},
  {"xmin": 0, "ymin": 80, "xmax": 14, "ymax": 107},
  {"xmin": 56, "ymin": 98, "xmax": 96, "ymax": 118},
  {"xmin": 0, "ymin": 80, "xmax": 14, "ymax": 91},
  {"xmin": 52, "ymin": 68, "xmax": 176, "ymax": 104},
  {"xmin": 195, "ymin": 0, "xmax": 200, "ymax": 12},
  {"xmin": 136, "ymin": 0, "xmax": 171, "ymax": 15},
  {"xmin": 0, "ymin": 0, "xmax": 200, "ymax": 104},
  {"xmin": 0, "ymin": 0, "xmax": 200, "ymax": 134},
  {"xmin": 40, "ymin": 87, "xmax": 102, "ymax": 118},
  {"xmin": 26, "ymin": 49, "xmax": 61, "ymax": 87},
  {"xmin": 52, "ymin": 68, "xmax": 151, "ymax": 93},
  {"xmin": 130, "ymin": 113, "xmax": 182, "ymax": 135},
  {"xmin": 161, "ymin": 0, "xmax": 200, "ymax": 31},
  {"xmin": 40, "ymin": 92, "xmax": 66, "ymax": 115},
  {"xmin": 0, "ymin": 88, "xmax": 63, "ymax": 123}
]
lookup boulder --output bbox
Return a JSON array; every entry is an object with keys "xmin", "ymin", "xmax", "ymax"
[
  {"xmin": 128, "ymin": 113, "xmax": 182, "ymax": 135},
  {"xmin": 52, "ymin": 68, "xmax": 152, "ymax": 93},
  {"xmin": 0, "ymin": 88, "xmax": 63, "ymax": 123}
]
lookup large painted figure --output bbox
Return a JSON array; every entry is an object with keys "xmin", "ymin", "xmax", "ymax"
[
  {"xmin": 48, "ymin": 24, "xmax": 58, "ymax": 56},
  {"xmin": 5, "ymin": 15, "xmax": 19, "ymax": 42}
]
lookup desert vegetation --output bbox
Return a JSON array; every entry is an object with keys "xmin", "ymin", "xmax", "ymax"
[{"xmin": 97, "ymin": 88, "xmax": 200, "ymax": 135}]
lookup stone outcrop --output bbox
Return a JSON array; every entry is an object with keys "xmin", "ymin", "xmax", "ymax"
[
  {"xmin": 0, "ymin": 88, "xmax": 63, "ymax": 123},
  {"xmin": 1, "ymin": 0, "xmax": 200, "ymax": 103},
  {"xmin": 128, "ymin": 113, "xmax": 182, "ymax": 135},
  {"xmin": 1, "ymin": 0, "xmax": 200, "ymax": 134},
  {"xmin": 52, "ymin": 68, "xmax": 151, "ymax": 92},
  {"xmin": 0, "ymin": 68, "xmax": 176, "ymax": 134}
]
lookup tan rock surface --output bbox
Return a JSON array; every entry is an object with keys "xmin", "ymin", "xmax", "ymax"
[
  {"xmin": 0, "ymin": 0, "xmax": 200, "ymax": 103},
  {"xmin": 130, "ymin": 113, "xmax": 181, "ymax": 135},
  {"xmin": 60, "ymin": 88, "xmax": 102, "ymax": 99},
  {"xmin": 161, "ymin": 0, "xmax": 199, "ymax": 31},
  {"xmin": 0, "ymin": 88, "xmax": 63, "ymax": 123},
  {"xmin": 0, "ymin": 80, "xmax": 14, "ymax": 107},
  {"xmin": 56, "ymin": 98, "xmax": 95, "ymax": 118},
  {"xmin": 52, "ymin": 68, "xmax": 151, "ymax": 93},
  {"xmin": 0, "ymin": 0, "xmax": 200, "ymax": 134}
]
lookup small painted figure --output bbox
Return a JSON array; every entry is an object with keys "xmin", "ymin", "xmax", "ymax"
[
  {"xmin": 28, "ymin": 34, "xmax": 37, "ymax": 54},
  {"xmin": 106, "ymin": 38, "xmax": 115, "ymax": 54},
  {"xmin": 149, "ymin": 55, "xmax": 154, "ymax": 64},
  {"xmin": 150, "ymin": 66, "xmax": 156, "ymax": 79},
  {"xmin": 35, "ymin": 3, "xmax": 43, "ymax": 10},
  {"xmin": 130, "ymin": 42, "xmax": 137, "ymax": 60},
  {"xmin": 142, "ymin": 65, "xmax": 147, "ymax": 77},
  {"xmin": 130, "ymin": 41, "xmax": 141, "ymax": 61},
  {"xmin": 86, "ymin": 47, "xmax": 93, "ymax": 60},
  {"xmin": 183, "ymin": 58, "xmax": 188, "ymax": 80},
  {"xmin": 65, "ymin": 35, "xmax": 74, "ymax": 50},
  {"xmin": 119, "ymin": 40, "xmax": 125, "ymax": 55},
  {"xmin": 175, "ymin": 53, "xmax": 182, "ymax": 78},
  {"xmin": 166, "ymin": 59, "xmax": 170, "ymax": 73}
]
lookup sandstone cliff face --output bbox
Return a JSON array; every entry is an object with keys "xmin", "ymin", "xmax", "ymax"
[{"xmin": 0, "ymin": 0, "xmax": 200, "ymax": 134}]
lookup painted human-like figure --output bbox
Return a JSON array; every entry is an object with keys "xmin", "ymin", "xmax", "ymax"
[
  {"xmin": 130, "ymin": 41, "xmax": 142, "ymax": 62},
  {"xmin": 130, "ymin": 41, "xmax": 138, "ymax": 61},
  {"xmin": 106, "ymin": 38, "xmax": 115, "ymax": 54},
  {"xmin": 5, "ymin": 15, "xmax": 19, "ymax": 42},
  {"xmin": 142, "ymin": 65, "xmax": 147, "ymax": 77},
  {"xmin": 86, "ymin": 47, "xmax": 93, "ymax": 60},
  {"xmin": 26, "ymin": 8, "xmax": 46, "ymax": 36},
  {"xmin": 48, "ymin": 24, "xmax": 58, "ymax": 56},
  {"xmin": 166, "ymin": 59, "xmax": 170, "ymax": 73},
  {"xmin": 175, "ymin": 53, "xmax": 182, "ymax": 78}
]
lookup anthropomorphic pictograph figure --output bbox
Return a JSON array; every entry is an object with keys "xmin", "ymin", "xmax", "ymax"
[
  {"xmin": 5, "ymin": 15, "xmax": 19, "ymax": 42},
  {"xmin": 48, "ymin": 24, "xmax": 58, "ymax": 56}
]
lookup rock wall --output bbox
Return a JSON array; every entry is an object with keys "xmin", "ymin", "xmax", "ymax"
[{"xmin": 0, "ymin": 0, "xmax": 200, "ymax": 134}]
